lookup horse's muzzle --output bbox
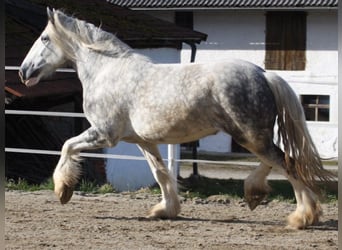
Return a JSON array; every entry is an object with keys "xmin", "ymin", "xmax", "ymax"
[
  {"xmin": 18, "ymin": 68, "xmax": 25, "ymax": 83},
  {"xmin": 18, "ymin": 65, "xmax": 41, "ymax": 87}
]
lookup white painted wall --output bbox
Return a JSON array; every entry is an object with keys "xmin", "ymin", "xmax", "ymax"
[
  {"xmin": 188, "ymin": 11, "xmax": 266, "ymax": 66},
  {"xmin": 104, "ymin": 143, "xmax": 168, "ymax": 191},
  {"xmin": 306, "ymin": 11, "xmax": 338, "ymax": 76},
  {"xmin": 137, "ymin": 47, "xmax": 181, "ymax": 63},
  {"xmin": 105, "ymin": 48, "xmax": 181, "ymax": 191}
]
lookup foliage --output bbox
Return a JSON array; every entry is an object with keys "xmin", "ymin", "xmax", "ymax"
[
  {"xmin": 78, "ymin": 179, "xmax": 98, "ymax": 193},
  {"xmin": 98, "ymin": 183, "xmax": 115, "ymax": 194}
]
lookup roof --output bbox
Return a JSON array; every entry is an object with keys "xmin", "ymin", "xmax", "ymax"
[
  {"xmin": 6, "ymin": 0, "xmax": 207, "ymax": 50},
  {"xmin": 107, "ymin": 0, "xmax": 338, "ymax": 9}
]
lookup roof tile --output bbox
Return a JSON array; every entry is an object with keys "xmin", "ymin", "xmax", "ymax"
[{"xmin": 107, "ymin": 0, "xmax": 338, "ymax": 8}]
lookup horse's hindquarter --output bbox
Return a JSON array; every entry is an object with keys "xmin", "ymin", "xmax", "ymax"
[{"xmin": 209, "ymin": 61, "xmax": 277, "ymax": 138}]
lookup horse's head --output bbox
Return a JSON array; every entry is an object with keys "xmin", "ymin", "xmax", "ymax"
[{"xmin": 19, "ymin": 8, "xmax": 67, "ymax": 87}]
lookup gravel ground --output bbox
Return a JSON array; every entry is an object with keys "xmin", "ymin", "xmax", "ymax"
[{"xmin": 5, "ymin": 189, "xmax": 338, "ymax": 250}]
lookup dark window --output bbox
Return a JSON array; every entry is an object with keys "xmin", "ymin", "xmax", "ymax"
[
  {"xmin": 265, "ymin": 12, "xmax": 306, "ymax": 70},
  {"xmin": 301, "ymin": 95, "xmax": 330, "ymax": 121},
  {"xmin": 175, "ymin": 12, "xmax": 193, "ymax": 29}
]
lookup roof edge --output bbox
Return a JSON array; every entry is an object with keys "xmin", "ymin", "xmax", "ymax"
[{"xmin": 129, "ymin": 7, "xmax": 338, "ymax": 11}]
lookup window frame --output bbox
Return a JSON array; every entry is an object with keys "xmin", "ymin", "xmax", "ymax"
[{"xmin": 300, "ymin": 95, "xmax": 330, "ymax": 122}]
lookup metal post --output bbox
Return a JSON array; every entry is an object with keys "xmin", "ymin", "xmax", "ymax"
[
  {"xmin": 167, "ymin": 144, "xmax": 178, "ymax": 179},
  {"xmin": 192, "ymin": 141, "xmax": 198, "ymax": 176}
]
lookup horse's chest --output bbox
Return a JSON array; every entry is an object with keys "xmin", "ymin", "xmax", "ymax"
[{"xmin": 82, "ymin": 90, "xmax": 125, "ymax": 127}]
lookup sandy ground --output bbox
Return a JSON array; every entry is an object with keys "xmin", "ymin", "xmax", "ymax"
[{"xmin": 5, "ymin": 189, "xmax": 337, "ymax": 250}]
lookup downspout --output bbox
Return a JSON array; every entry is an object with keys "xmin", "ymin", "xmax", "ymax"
[
  {"xmin": 189, "ymin": 42, "xmax": 197, "ymax": 63},
  {"xmin": 188, "ymin": 42, "xmax": 199, "ymax": 176}
]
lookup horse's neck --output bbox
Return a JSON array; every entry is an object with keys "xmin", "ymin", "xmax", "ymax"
[{"xmin": 74, "ymin": 50, "xmax": 153, "ymax": 90}]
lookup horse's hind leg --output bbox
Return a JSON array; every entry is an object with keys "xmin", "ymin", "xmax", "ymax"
[
  {"xmin": 285, "ymin": 175, "xmax": 322, "ymax": 229},
  {"xmin": 244, "ymin": 162, "xmax": 272, "ymax": 210},
  {"xmin": 53, "ymin": 127, "xmax": 110, "ymax": 204},
  {"xmin": 138, "ymin": 143, "xmax": 180, "ymax": 219},
  {"xmin": 244, "ymin": 142, "xmax": 322, "ymax": 229}
]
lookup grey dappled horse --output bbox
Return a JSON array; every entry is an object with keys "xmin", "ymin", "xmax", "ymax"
[{"xmin": 19, "ymin": 9, "xmax": 333, "ymax": 229}]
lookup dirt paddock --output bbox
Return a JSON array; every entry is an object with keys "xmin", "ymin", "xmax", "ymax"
[{"xmin": 5, "ymin": 189, "xmax": 337, "ymax": 250}]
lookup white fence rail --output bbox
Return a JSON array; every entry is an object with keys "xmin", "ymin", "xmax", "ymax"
[
  {"xmin": 5, "ymin": 66, "xmax": 75, "ymax": 73},
  {"xmin": 5, "ymin": 110, "xmax": 86, "ymax": 118}
]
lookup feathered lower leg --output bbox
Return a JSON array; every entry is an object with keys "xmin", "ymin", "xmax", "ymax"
[
  {"xmin": 53, "ymin": 127, "xmax": 110, "ymax": 204},
  {"xmin": 138, "ymin": 143, "xmax": 180, "ymax": 219}
]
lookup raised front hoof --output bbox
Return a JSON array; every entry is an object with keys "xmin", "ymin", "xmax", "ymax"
[
  {"xmin": 54, "ymin": 182, "xmax": 74, "ymax": 204},
  {"xmin": 147, "ymin": 202, "xmax": 180, "ymax": 220}
]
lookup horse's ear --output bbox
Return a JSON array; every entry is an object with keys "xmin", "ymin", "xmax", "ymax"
[{"xmin": 47, "ymin": 7, "xmax": 55, "ymax": 25}]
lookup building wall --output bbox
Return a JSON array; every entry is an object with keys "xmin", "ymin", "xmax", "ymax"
[
  {"xmin": 137, "ymin": 47, "xmax": 181, "ymax": 63},
  {"xmin": 146, "ymin": 9, "xmax": 338, "ymax": 157},
  {"xmin": 188, "ymin": 11, "xmax": 266, "ymax": 66}
]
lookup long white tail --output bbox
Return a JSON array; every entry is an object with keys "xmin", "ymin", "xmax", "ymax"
[{"xmin": 264, "ymin": 72, "xmax": 334, "ymax": 193}]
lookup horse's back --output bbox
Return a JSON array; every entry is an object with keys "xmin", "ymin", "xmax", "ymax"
[{"xmin": 127, "ymin": 59, "xmax": 276, "ymax": 144}]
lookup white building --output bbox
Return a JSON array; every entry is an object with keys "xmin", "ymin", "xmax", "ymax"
[{"xmin": 109, "ymin": 0, "xmax": 338, "ymax": 158}]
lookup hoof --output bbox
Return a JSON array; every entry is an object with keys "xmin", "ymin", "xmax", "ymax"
[
  {"xmin": 245, "ymin": 195, "xmax": 266, "ymax": 211},
  {"xmin": 286, "ymin": 204, "xmax": 322, "ymax": 230},
  {"xmin": 147, "ymin": 201, "xmax": 180, "ymax": 219},
  {"xmin": 244, "ymin": 188, "xmax": 270, "ymax": 211},
  {"xmin": 54, "ymin": 182, "xmax": 74, "ymax": 204},
  {"xmin": 287, "ymin": 212, "xmax": 307, "ymax": 230}
]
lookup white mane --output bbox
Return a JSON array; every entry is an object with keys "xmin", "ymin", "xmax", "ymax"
[{"xmin": 47, "ymin": 10, "xmax": 134, "ymax": 60}]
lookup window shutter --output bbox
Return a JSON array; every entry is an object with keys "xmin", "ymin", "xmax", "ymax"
[{"xmin": 265, "ymin": 12, "xmax": 306, "ymax": 70}]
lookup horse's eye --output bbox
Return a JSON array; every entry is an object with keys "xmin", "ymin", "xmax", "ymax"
[{"xmin": 41, "ymin": 35, "xmax": 50, "ymax": 44}]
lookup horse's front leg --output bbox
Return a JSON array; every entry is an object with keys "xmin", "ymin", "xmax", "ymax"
[
  {"xmin": 53, "ymin": 127, "xmax": 110, "ymax": 204},
  {"xmin": 138, "ymin": 143, "xmax": 180, "ymax": 219}
]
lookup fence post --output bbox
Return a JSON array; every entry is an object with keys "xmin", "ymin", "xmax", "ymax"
[{"xmin": 167, "ymin": 144, "xmax": 178, "ymax": 179}]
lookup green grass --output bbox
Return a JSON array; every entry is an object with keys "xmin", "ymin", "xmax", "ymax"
[
  {"xmin": 6, "ymin": 175, "xmax": 337, "ymax": 203},
  {"xmin": 5, "ymin": 178, "xmax": 116, "ymax": 194},
  {"xmin": 5, "ymin": 178, "xmax": 54, "ymax": 192},
  {"xmin": 177, "ymin": 175, "xmax": 337, "ymax": 203},
  {"xmin": 77, "ymin": 180, "xmax": 116, "ymax": 194}
]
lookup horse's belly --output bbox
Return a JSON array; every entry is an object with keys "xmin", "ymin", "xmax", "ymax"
[
  {"xmin": 132, "ymin": 117, "xmax": 218, "ymax": 144},
  {"xmin": 159, "ymin": 128, "xmax": 219, "ymax": 144}
]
